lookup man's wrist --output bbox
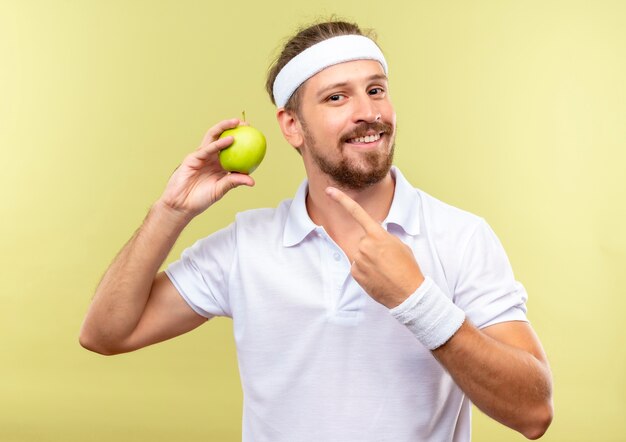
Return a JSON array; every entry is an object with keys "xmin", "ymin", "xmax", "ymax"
[
  {"xmin": 389, "ymin": 276, "xmax": 466, "ymax": 350},
  {"xmin": 150, "ymin": 200, "xmax": 195, "ymax": 232},
  {"xmin": 384, "ymin": 275, "xmax": 426, "ymax": 309}
]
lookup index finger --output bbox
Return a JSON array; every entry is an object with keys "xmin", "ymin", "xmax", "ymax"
[
  {"xmin": 325, "ymin": 186, "xmax": 383, "ymax": 234},
  {"xmin": 199, "ymin": 118, "xmax": 242, "ymax": 147}
]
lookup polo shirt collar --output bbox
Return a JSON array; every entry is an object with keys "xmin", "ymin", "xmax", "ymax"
[
  {"xmin": 283, "ymin": 179, "xmax": 317, "ymax": 247},
  {"xmin": 282, "ymin": 166, "xmax": 421, "ymax": 247},
  {"xmin": 383, "ymin": 167, "xmax": 421, "ymax": 236}
]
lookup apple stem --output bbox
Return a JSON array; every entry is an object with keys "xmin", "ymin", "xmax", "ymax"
[{"xmin": 242, "ymin": 110, "xmax": 246, "ymax": 123}]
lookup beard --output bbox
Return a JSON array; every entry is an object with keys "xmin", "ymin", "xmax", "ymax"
[{"xmin": 302, "ymin": 120, "xmax": 396, "ymax": 190}]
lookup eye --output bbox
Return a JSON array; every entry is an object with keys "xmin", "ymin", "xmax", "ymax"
[
  {"xmin": 328, "ymin": 94, "xmax": 344, "ymax": 102},
  {"xmin": 368, "ymin": 87, "xmax": 385, "ymax": 96}
]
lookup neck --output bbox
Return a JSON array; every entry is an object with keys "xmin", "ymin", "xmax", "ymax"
[{"xmin": 306, "ymin": 169, "xmax": 395, "ymax": 237}]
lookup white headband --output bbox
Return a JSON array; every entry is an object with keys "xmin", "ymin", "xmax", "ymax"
[{"xmin": 272, "ymin": 34, "xmax": 388, "ymax": 108}]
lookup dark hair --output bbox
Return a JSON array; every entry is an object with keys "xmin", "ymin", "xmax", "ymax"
[{"xmin": 265, "ymin": 19, "xmax": 376, "ymax": 113}]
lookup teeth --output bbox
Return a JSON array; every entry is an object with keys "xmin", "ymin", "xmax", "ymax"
[{"xmin": 349, "ymin": 133, "xmax": 381, "ymax": 143}]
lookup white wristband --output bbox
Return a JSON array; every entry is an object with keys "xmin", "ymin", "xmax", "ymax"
[{"xmin": 389, "ymin": 276, "xmax": 466, "ymax": 350}]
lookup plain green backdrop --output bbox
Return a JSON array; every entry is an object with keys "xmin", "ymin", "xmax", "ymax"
[{"xmin": 2, "ymin": 1, "xmax": 625, "ymax": 440}]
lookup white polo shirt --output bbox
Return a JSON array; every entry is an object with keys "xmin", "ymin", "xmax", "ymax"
[{"xmin": 166, "ymin": 167, "xmax": 528, "ymax": 442}]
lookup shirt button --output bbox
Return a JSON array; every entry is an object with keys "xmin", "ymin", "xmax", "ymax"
[{"xmin": 333, "ymin": 252, "xmax": 341, "ymax": 261}]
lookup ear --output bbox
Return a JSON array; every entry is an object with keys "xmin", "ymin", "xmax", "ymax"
[{"xmin": 276, "ymin": 108, "xmax": 304, "ymax": 149}]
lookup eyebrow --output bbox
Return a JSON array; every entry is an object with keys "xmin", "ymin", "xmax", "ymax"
[{"xmin": 316, "ymin": 73, "xmax": 388, "ymax": 99}]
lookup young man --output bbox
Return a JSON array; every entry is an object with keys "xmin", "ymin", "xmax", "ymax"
[{"xmin": 80, "ymin": 20, "xmax": 553, "ymax": 441}]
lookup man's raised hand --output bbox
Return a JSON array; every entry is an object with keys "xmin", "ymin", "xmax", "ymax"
[
  {"xmin": 325, "ymin": 186, "xmax": 425, "ymax": 308},
  {"xmin": 158, "ymin": 118, "xmax": 255, "ymax": 221}
]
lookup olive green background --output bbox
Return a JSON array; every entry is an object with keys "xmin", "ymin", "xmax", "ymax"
[{"xmin": 2, "ymin": 1, "xmax": 625, "ymax": 441}]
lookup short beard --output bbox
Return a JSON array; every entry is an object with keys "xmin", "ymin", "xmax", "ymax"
[
  {"xmin": 303, "ymin": 121, "xmax": 396, "ymax": 190},
  {"xmin": 312, "ymin": 143, "xmax": 395, "ymax": 190}
]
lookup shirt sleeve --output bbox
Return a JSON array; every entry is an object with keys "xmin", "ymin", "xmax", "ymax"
[
  {"xmin": 453, "ymin": 219, "xmax": 528, "ymax": 329},
  {"xmin": 165, "ymin": 223, "xmax": 236, "ymax": 319}
]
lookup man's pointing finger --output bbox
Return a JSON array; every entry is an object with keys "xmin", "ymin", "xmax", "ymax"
[{"xmin": 325, "ymin": 186, "xmax": 382, "ymax": 234}]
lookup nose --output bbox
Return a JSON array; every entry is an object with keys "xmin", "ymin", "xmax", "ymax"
[{"xmin": 352, "ymin": 93, "xmax": 381, "ymax": 123}]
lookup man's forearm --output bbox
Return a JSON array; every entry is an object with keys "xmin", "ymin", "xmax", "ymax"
[
  {"xmin": 80, "ymin": 201, "xmax": 191, "ymax": 353},
  {"xmin": 432, "ymin": 320, "xmax": 553, "ymax": 439}
]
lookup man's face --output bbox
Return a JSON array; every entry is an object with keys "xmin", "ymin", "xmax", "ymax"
[{"xmin": 295, "ymin": 59, "xmax": 397, "ymax": 190}]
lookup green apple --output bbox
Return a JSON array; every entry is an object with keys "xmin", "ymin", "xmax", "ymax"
[{"xmin": 218, "ymin": 125, "xmax": 267, "ymax": 174}]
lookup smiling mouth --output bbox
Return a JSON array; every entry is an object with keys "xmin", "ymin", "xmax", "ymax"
[{"xmin": 346, "ymin": 132, "xmax": 383, "ymax": 144}]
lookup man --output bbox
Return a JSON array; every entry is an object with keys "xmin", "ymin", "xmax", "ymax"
[{"xmin": 80, "ymin": 20, "xmax": 553, "ymax": 441}]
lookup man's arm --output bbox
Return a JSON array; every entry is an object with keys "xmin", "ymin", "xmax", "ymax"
[
  {"xmin": 79, "ymin": 202, "xmax": 204, "ymax": 355},
  {"xmin": 433, "ymin": 320, "xmax": 553, "ymax": 439},
  {"xmin": 79, "ymin": 118, "xmax": 254, "ymax": 355},
  {"xmin": 325, "ymin": 186, "xmax": 553, "ymax": 439}
]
